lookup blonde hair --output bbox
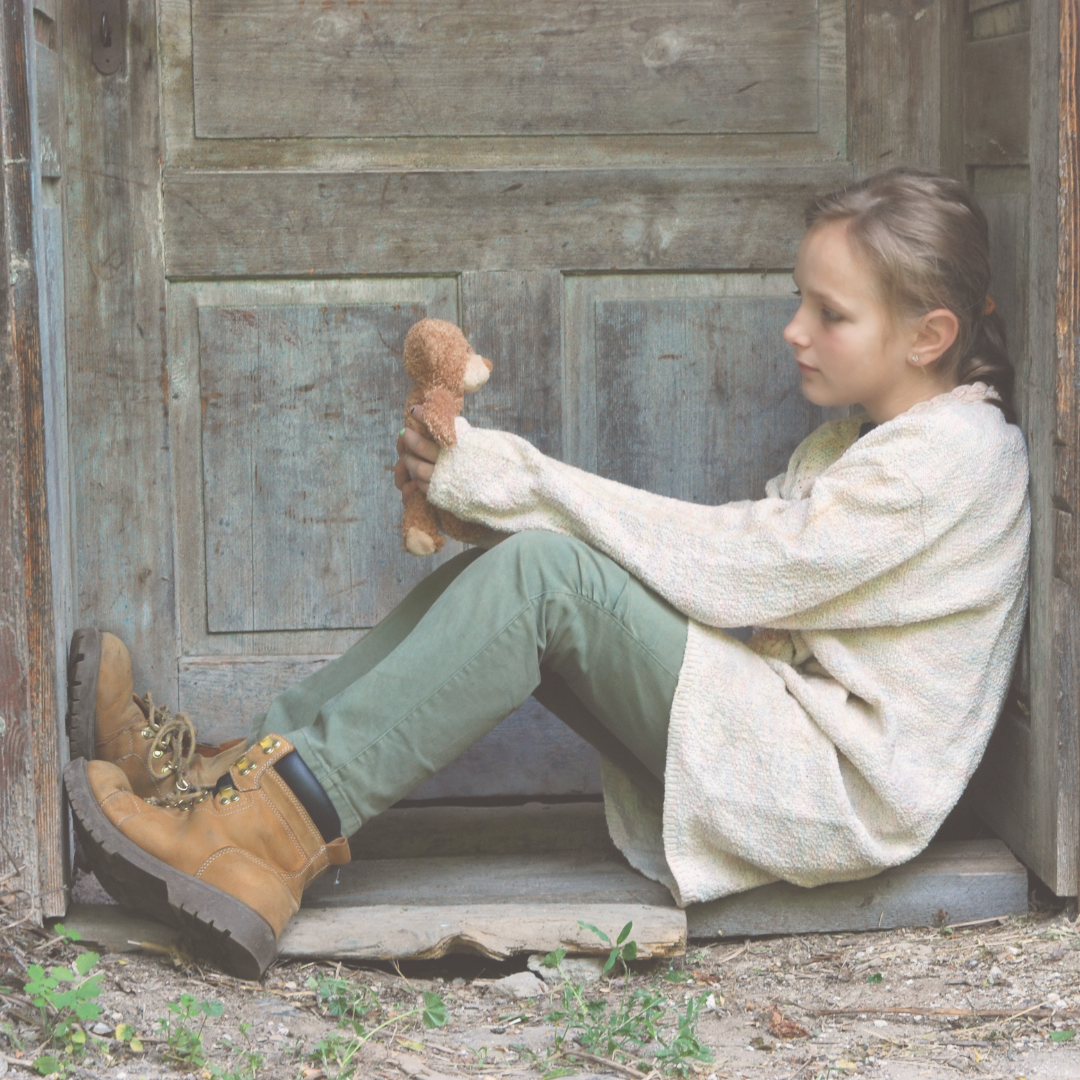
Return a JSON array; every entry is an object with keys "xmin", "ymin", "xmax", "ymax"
[{"xmin": 805, "ymin": 168, "xmax": 1017, "ymax": 424}]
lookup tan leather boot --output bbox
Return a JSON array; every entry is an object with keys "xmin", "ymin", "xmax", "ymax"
[
  {"xmin": 64, "ymin": 734, "xmax": 350, "ymax": 979},
  {"xmin": 67, "ymin": 629, "xmax": 245, "ymax": 801}
]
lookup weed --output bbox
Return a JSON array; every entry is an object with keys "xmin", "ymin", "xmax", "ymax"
[
  {"xmin": 544, "ymin": 922, "xmax": 713, "ymax": 1077},
  {"xmin": 305, "ymin": 987, "xmax": 447, "ymax": 1079},
  {"xmin": 157, "ymin": 993, "xmax": 223, "ymax": 1067},
  {"xmin": 578, "ymin": 919, "xmax": 638, "ymax": 979},
  {"xmin": 22, "ymin": 924, "xmax": 105, "ymax": 1076},
  {"xmin": 307, "ymin": 973, "xmax": 382, "ymax": 1025}
]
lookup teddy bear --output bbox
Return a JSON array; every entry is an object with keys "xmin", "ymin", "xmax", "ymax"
[{"xmin": 400, "ymin": 318, "xmax": 503, "ymax": 556}]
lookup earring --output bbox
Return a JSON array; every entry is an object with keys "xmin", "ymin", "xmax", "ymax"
[{"xmin": 909, "ymin": 353, "xmax": 920, "ymax": 366}]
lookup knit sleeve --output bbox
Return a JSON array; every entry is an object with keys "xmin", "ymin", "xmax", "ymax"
[{"xmin": 427, "ymin": 417, "xmax": 988, "ymax": 629}]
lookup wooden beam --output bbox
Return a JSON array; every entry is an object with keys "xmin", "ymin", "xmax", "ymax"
[
  {"xmin": 61, "ymin": 901, "xmax": 688, "ymax": 963},
  {"xmin": 0, "ymin": 0, "xmax": 62, "ymax": 921},
  {"xmin": 1056, "ymin": 0, "xmax": 1080, "ymax": 900},
  {"xmin": 687, "ymin": 840, "xmax": 1028, "ymax": 938}
]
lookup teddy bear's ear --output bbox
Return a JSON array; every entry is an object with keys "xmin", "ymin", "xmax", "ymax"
[{"xmin": 422, "ymin": 386, "xmax": 462, "ymax": 447}]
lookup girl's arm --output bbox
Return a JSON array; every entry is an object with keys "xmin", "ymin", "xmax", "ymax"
[{"xmin": 426, "ymin": 418, "xmax": 1003, "ymax": 630}]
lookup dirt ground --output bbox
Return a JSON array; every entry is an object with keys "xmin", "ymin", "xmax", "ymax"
[{"xmin": 4, "ymin": 895, "xmax": 1080, "ymax": 1080}]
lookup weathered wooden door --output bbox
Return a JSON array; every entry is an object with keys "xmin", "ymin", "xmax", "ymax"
[{"xmin": 52, "ymin": 0, "xmax": 1076, "ymax": 892}]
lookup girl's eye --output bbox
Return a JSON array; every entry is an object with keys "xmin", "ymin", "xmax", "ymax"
[{"xmin": 820, "ymin": 307, "xmax": 842, "ymax": 323}]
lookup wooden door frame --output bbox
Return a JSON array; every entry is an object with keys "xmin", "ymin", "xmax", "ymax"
[
  {"xmin": 0, "ymin": 0, "xmax": 64, "ymax": 922},
  {"xmin": 1057, "ymin": 0, "xmax": 1080, "ymax": 900}
]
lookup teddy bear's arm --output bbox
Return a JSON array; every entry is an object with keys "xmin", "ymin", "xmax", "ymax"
[{"xmin": 422, "ymin": 386, "xmax": 464, "ymax": 447}]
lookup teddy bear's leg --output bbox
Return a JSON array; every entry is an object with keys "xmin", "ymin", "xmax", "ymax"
[
  {"xmin": 402, "ymin": 489, "xmax": 446, "ymax": 556},
  {"xmin": 437, "ymin": 509, "xmax": 502, "ymax": 549}
]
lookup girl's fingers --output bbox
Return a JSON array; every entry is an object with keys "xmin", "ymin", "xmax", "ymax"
[
  {"xmin": 394, "ymin": 456, "xmax": 410, "ymax": 492},
  {"xmin": 404, "ymin": 454, "xmax": 435, "ymax": 484},
  {"xmin": 400, "ymin": 425, "xmax": 440, "ymax": 464}
]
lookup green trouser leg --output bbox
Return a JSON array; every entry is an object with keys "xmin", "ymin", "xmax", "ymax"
[{"xmin": 254, "ymin": 531, "xmax": 688, "ymax": 838}]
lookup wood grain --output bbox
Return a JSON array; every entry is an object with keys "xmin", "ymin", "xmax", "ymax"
[
  {"xmin": 594, "ymin": 296, "xmax": 824, "ymax": 503},
  {"xmin": 191, "ymin": 0, "xmax": 819, "ymax": 140},
  {"xmin": 281, "ymin": 903, "xmax": 686, "ymax": 962},
  {"xmin": 200, "ymin": 303, "xmax": 433, "ymax": 632},
  {"xmin": 849, "ymin": 0, "xmax": 964, "ymax": 178},
  {"xmin": 163, "ymin": 166, "xmax": 852, "ymax": 278},
  {"xmin": 969, "ymin": 0, "xmax": 1075, "ymax": 896},
  {"xmin": 60, "ymin": 0, "xmax": 178, "ymax": 711},
  {"xmin": 0, "ymin": 0, "xmax": 62, "ymax": 922},
  {"xmin": 964, "ymin": 33, "xmax": 1031, "ymax": 165},
  {"xmin": 303, "ymin": 852, "xmax": 676, "ymax": 909},
  {"xmin": 1053, "ymin": 0, "xmax": 1079, "ymax": 899},
  {"xmin": 687, "ymin": 839, "xmax": 1028, "ymax": 938},
  {"xmin": 460, "ymin": 271, "xmax": 562, "ymax": 459}
]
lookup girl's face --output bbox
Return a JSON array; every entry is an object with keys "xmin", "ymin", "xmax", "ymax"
[{"xmin": 783, "ymin": 220, "xmax": 957, "ymax": 423}]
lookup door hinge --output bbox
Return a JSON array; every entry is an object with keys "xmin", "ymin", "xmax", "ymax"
[{"xmin": 90, "ymin": 0, "xmax": 124, "ymax": 75}]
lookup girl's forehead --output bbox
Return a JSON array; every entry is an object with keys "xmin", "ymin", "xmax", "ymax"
[{"xmin": 796, "ymin": 222, "xmax": 877, "ymax": 297}]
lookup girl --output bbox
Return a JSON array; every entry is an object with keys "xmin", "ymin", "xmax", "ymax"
[{"xmin": 67, "ymin": 168, "xmax": 1029, "ymax": 979}]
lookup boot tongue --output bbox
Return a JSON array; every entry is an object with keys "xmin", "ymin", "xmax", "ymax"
[{"xmin": 272, "ymin": 750, "xmax": 342, "ymax": 844}]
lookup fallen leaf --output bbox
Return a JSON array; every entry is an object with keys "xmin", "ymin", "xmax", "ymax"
[{"xmin": 769, "ymin": 1006, "xmax": 809, "ymax": 1040}]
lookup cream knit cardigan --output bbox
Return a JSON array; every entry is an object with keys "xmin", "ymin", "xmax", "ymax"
[{"xmin": 427, "ymin": 384, "xmax": 1030, "ymax": 906}]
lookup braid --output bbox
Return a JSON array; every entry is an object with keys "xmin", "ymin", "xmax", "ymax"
[{"xmin": 957, "ymin": 308, "xmax": 1017, "ymax": 424}]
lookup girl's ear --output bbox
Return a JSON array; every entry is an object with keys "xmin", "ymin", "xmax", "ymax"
[{"xmin": 911, "ymin": 308, "xmax": 960, "ymax": 366}]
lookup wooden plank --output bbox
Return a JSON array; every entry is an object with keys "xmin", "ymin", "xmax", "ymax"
[
  {"xmin": 460, "ymin": 271, "xmax": 563, "ymax": 459},
  {"xmin": 1052, "ymin": 0, "xmax": 1079, "ymax": 899},
  {"xmin": 281, "ymin": 904, "xmax": 686, "ymax": 962},
  {"xmin": 190, "ymin": 0, "xmax": 820, "ymax": 140},
  {"xmin": 593, "ymin": 296, "xmax": 825, "ymax": 503},
  {"xmin": 161, "ymin": 0, "xmax": 847, "ymax": 173},
  {"xmin": 60, "ymin": 902, "xmax": 687, "ymax": 962},
  {"xmin": 162, "ymin": 165, "xmax": 853, "ymax": 278},
  {"xmin": 687, "ymin": 840, "xmax": 1028, "ymax": 938},
  {"xmin": 971, "ymin": 0, "xmax": 1072, "ymax": 896},
  {"xmin": 302, "ymin": 853, "xmax": 676, "ymax": 908},
  {"xmin": 0, "ymin": 0, "xmax": 62, "ymax": 922},
  {"xmin": 33, "ymin": 42, "xmax": 59, "ymax": 178},
  {"xmin": 849, "ymin": 1, "xmax": 964, "ymax": 178},
  {"xmin": 178, "ymin": 657, "xmax": 602, "ymax": 798},
  {"xmin": 964, "ymin": 34, "xmax": 1031, "ymax": 165},
  {"xmin": 59, "ymin": 0, "xmax": 179, "ymax": 711}
]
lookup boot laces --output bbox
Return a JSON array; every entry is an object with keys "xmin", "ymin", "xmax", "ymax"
[{"xmin": 136, "ymin": 693, "xmax": 215, "ymax": 809}]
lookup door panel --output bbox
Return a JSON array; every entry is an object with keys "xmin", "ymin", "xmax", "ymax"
[
  {"xmin": 200, "ymin": 301, "xmax": 454, "ymax": 633},
  {"xmin": 162, "ymin": 167, "xmax": 850, "ymax": 278},
  {"xmin": 190, "ymin": 0, "xmax": 822, "ymax": 139}
]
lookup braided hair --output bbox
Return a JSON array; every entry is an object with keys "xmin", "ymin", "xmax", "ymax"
[{"xmin": 805, "ymin": 168, "xmax": 1017, "ymax": 424}]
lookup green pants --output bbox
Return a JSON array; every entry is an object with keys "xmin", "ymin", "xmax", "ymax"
[{"xmin": 253, "ymin": 531, "xmax": 688, "ymax": 837}]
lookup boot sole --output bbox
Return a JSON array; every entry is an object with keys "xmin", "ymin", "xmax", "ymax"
[
  {"xmin": 67, "ymin": 628, "xmax": 101, "ymax": 763},
  {"xmin": 64, "ymin": 758, "xmax": 279, "ymax": 980}
]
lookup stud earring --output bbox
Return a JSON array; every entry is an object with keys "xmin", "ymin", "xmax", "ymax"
[{"xmin": 909, "ymin": 353, "xmax": 920, "ymax": 366}]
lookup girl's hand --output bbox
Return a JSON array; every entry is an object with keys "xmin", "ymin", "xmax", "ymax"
[{"xmin": 394, "ymin": 406, "xmax": 440, "ymax": 498}]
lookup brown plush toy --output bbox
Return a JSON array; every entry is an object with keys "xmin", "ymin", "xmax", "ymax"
[{"xmin": 401, "ymin": 318, "xmax": 502, "ymax": 556}]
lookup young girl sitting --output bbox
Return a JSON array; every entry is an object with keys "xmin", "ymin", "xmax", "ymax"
[{"xmin": 66, "ymin": 167, "xmax": 1030, "ymax": 979}]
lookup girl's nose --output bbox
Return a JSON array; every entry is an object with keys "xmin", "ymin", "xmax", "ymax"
[{"xmin": 783, "ymin": 307, "xmax": 809, "ymax": 348}]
